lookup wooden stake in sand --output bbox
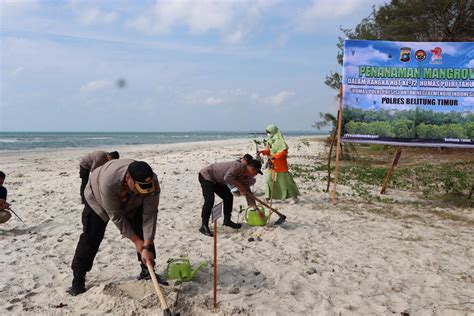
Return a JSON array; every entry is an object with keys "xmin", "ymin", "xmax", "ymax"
[
  {"xmin": 266, "ymin": 169, "xmax": 277, "ymax": 225},
  {"xmin": 211, "ymin": 202, "xmax": 223, "ymax": 309},
  {"xmin": 331, "ymin": 86, "xmax": 344, "ymax": 204},
  {"xmin": 380, "ymin": 146, "xmax": 402, "ymax": 194},
  {"xmin": 146, "ymin": 262, "xmax": 176, "ymax": 316}
]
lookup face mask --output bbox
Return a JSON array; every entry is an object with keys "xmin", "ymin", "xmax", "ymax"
[{"xmin": 267, "ymin": 132, "xmax": 271, "ymax": 137}]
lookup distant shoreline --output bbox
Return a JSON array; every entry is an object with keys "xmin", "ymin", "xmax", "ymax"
[
  {"xmin": 0, "ymin": 132, "xmax": 328, "ymax": 153},
  {"xmin": 0, "ymin": 130, "xmax": 326, "ymax": 134}
]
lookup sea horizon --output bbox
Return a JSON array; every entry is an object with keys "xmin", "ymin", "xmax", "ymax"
[{"xmin": 0, "ymin": 131, "xmax": 328, "ymax": 151}]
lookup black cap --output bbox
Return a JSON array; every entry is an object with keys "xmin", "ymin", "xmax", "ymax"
[
  {"xmin": 128, "ymin": 161, "xmax": 155, "ymax": 194},
  {"xmin": 108, "ymin": 151, "xmax": 120, "ymax": 159},
  {"xmin": 248, "ymin": 159, "xmax": 263, "ymax": 175},
  {"xmin": 242, "ymin": 154, "xmax": 253, "ymax": 163}
]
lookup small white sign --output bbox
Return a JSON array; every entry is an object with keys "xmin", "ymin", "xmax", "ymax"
[{"xmin": 212, "ymin": 202, "xmax": 223, "ymax": 222}]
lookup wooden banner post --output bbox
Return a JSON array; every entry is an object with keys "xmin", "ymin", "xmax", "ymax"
[
  {"xmin": 380, "ymin": 146, "xmax": 402, "ymax": 194},
  {"xmin": 331, "ymin": 86, "xmax": 344, "ymax": 204},
  {"xmin": 211, "ymin": 202, "xmax": 223, "ymax": 309}
]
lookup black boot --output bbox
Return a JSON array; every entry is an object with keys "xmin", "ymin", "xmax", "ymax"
[
  {"xmin": 137, "ymin": 264, "xmax": 169, "ymax": 285},
  {"xmin": 199, "ymin": 224, "xmax": 213, "ymax": 237},
  {"xmin": 223, "ymin": 220, "xmax": 242, "ymax": 229},
  {"xmin": 68, "ymin": 271, "xmax": 86, "ymax": 296}
]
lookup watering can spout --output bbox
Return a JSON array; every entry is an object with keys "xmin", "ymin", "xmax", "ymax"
[{"xmin": 190, "ymin": 261, "xmax": 207, "ymax": 280}]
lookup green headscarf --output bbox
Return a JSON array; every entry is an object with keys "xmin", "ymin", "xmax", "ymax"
[{"xmin": 266, "ymin": 124, "xmax": 288, "ymax": 154}]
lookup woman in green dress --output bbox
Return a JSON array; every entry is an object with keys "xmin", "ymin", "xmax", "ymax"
[{"xmin": 259, "ymin": 124, "xmax": 300, "ymax": 204}]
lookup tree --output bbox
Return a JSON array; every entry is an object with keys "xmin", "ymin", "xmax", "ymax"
[
  {"xmin": 465, "ymin": 122, "xmax": 474, "ymax": 138},
  {"xmin": 392, "ymin": 119, "xmax": 415, "ymax": 138},
  {"xmin": 313, "ymin": 112, "xmax": 337, "ymax": 135},
  {"xmin": 325, "ymin": 0, "xmax": 474, "ymax": 92}
]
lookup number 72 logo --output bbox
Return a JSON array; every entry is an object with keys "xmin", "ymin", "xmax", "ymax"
[{"xmin": 430, "ymin": 47, "xmax": 442, "ymax": 61}]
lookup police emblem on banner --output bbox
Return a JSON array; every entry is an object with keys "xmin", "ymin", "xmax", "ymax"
[
  {"xmin": 414, "ymin": 49, "xmax": 426, "ymax": 61},
  {"xmin": 399, "ymin": 47, "xmax": 411, "ymax": 62}
]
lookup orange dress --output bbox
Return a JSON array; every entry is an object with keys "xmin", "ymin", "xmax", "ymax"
[{"xmin": 260, "ymin": 148, "xmax": 288, "ymax": 173}]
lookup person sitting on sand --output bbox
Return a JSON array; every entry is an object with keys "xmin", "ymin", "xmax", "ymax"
[
  {"xmin": 0, "ymin": 171, "xmax": 12, "ymax": 224},
  {"xmin": 79, "ymin": 150, "xmax": 120, "ymax": 204},
  {"xmin": 198, "ymin": 159, "xmax": 262, "ymax": 237},
  {"xmin": 69, "ymin": 159, "xmax": 166, "ymax": 296}
]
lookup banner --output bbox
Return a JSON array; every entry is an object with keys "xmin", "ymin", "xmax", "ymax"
[{"xmin": 342, "ymin": 40, "xmax": 474, "ymax": 148}]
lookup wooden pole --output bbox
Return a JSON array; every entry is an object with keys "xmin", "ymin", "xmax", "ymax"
[
  {"xmin": 213, "ymin": 220, "xmax": 217, "ymax": 308},
  {"xmin": 269, "ymin": 170, "xmax": 276, "ymax": 209},
  {"xmin": 266, "ymin": 170, "xmax": 277, "ymax": 225},
  {"xmin": 331, "ymin": 86, "xmax": 343, "ymax": 204},
  {"xmin": 380, "ymin": 146, "xmax": 402, "ymax": 194},
  {"xmin": 146, "ymin": 262, "xmax": 173, "ymax": 316},
  {"xmin": 326, "ymin": 115, "xmax": 337, "ymax": 192}
]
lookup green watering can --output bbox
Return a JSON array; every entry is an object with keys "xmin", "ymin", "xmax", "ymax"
[
  {"xmin": 166, "ymin": 258, "xmax": 207, "ymax": 282},
  {"xmin": 244, "ymin": 205, "xmax": 269, "ymax": 226}
]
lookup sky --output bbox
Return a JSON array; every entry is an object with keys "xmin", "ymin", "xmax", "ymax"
[{"xmin": 0, "ymin": 0, "xmax": 388, "ymax": 132}]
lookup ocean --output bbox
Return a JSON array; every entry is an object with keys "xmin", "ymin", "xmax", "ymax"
[{"xmin": 0, "ymin": 131, "xmax": 324, "ymax": 151}]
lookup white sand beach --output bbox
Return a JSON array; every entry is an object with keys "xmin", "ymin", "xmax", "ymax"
[{"xmin": 0, "ymin": 137, "xmax": 473, "ymax": 315}]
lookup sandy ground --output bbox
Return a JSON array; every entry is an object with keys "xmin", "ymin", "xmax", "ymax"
[{"xmin": 0, "ymin": 137, "xmax": 473, "ymax": 315}]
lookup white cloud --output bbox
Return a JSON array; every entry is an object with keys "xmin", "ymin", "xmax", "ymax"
[
  {"xmin": 126, "ymin": 0, "xmax": 277, "ymax": 43},
  {"xmin": 343, "ymin": 65, "xmax": 359, "ymax": 77},
  {"xmin": 269, "ymin": 91, "xmax": 295, "ymax": 106},
  {"xmin": 204, "ymin": 97, "xmax": 224, "ymax": 105},
  {"xmin": 250, "ymin": 93, "xmax": 261, "ymax": 101},
  {"xmin": 80, "ymin": 80, "xmax": 112, "ymax": 94},
  {"xmin": 222, "ymin": 88, "xmax": 246, "ymax": 96},
  {"xmin": 79, "ymin": 8, "xmax": 118, "ymax": 25},
  {"xmin": 126, "ymin": 0, "xmax": 233, "ymax": 35},
  {"xmin": 344, "ymin": 45, "xmax": 389, "ymax": 66},
  {"xmin": 183, "ymin": 89, "xmax": 226, "ymax": 105},
  {"xmin": 294, "ymin": 0, "xmax": 386, "ymax": 32},
  {"xmin": 11, "ymin": 67, "xmax": 24, "ymax": 76},
  {"xmin": 224, "ymin": 30, "xmax": 244, "ymax": 45},
  {"xmin": 276, "ymin": 32, "xmax": 289, "ymax": 47},
  {"xmin": 0, "ymin": 0, "xmax": 39, "ymax": 16},
  {"xmin": 125, "ymin": 15, "xmax": 150, "ymax": 34}
]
